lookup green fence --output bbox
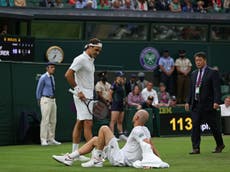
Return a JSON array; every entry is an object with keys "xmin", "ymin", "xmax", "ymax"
[
  {"xmin": 1, "ymin": 61, "xmax": 223, "ymax": 145},
  {"xmin": 0, "ymin": 61, "xmax": 162, "ymax": 145}
]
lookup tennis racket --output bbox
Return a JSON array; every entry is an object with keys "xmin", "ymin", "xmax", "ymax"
[{"xmin": 68, "ymin": 88, "xmax": 109, "ymax": 120}]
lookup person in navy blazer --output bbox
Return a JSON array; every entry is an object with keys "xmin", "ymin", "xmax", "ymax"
[{"xmin": 185, "ymin": 52, "xmax": 225, "ymax": 154}]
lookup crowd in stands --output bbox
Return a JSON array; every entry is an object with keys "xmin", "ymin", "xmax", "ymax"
[
  {"xmin": 95, "ymin": 70, "xmax": 179, "ymax": 112},
  {"xmin": 0, "ymin": 0, "xmax": 229, "ymax": 13},
  {"xmin": 94, "ymin": 49, "xmax": 230, "ymax": 112}
]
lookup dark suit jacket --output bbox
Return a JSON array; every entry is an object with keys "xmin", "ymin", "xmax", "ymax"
[{"xmin": 186, "ymin": 66, "xmax": 221, "ymax": 111}]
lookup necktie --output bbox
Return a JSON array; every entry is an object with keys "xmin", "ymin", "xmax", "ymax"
[
  {"xmin": 196, "ymin": 69, "xmax": 202, "ymax": 87},
  {"xmin": 50, "ymin": 76, "xmax": 55, "ymax": 96},
  {"xmin": 195, "ymin": 69, "xmax": 202, "ymax": 100}
]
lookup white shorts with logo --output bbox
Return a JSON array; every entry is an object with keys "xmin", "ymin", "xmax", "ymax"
[
  {"xmin": 104, "ymin": 138, "xmax": 126, "ymax": 166},
  {"xmin": 73, "ymin": 95, "xmax": 93, "ymax": 120}
]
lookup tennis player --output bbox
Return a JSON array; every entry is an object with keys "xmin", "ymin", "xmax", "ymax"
[
  {"xmin": 65, "ymin": 38, "xmax": 102, "ymax": 161},
  {"xmin": 53, "ymin": 109, "xmax": 169, "ymax": 169}
]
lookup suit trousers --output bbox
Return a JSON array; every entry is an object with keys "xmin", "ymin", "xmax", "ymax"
[
  {"xmin": 40, "ymin": 97, "xmax": 57, "ymax": 141},
  {"xmin": 191, "ymin": 103, "xmax": 224, "ymax": 149},
  {"xmin": 176, "ymin": 74, "xmax": 190, "ymax": 103}
]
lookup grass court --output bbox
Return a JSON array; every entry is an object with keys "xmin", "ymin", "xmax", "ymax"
[{"xmin": 0, "ymin": 135, "xmax": 229, "ymax": 172}]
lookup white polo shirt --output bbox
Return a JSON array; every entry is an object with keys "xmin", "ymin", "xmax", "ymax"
[
  {"xmin": 70, "ymin": 51, "xmax": 95, "ymax": 99},
  {"xmin": 220, "ymin": 104, "xmax": 230, "ymax": 117},
  {"xmin": 141, "ymin": 88, "xmax": 159, "ymax": 105}
]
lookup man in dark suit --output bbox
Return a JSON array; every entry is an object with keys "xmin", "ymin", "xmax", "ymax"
[{"xmin": 185, "ymin": 52, "xmax": 225, "ymax": 154}]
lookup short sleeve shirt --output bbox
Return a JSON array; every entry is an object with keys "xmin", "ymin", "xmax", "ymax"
[
  {"xmin": 159, "ymin": 57, "xmax": 174, "ymax": 72},
  {"xmin": 69, "ymin": 51, "xmax": 95, "ymax": 98},
  {"xmin": 121, "ymin": 126, "xmax": 151, "ymax": 165},
  {"xmin": 175, "ymin": 57, "xmax": 192, "ymax": 72}
]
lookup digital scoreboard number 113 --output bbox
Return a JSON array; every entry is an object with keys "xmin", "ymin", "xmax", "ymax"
[{"xmin": 159, "ymin": 107, "xmax": 192, "ymax": 136}]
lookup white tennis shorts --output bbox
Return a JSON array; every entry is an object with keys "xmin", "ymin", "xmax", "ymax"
[
  {"xmin": 73, "ymin": 95, "xmax": 93, "ymax": 120},
  {"xmin": 104, "ymin": 137, "xmax": 125, "ymax": 166}
]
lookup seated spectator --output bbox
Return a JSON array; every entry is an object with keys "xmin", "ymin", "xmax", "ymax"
[
  {"xmin": 138, "ymin": 95, "xmax": 155, "ymax": 109},
  {"xmin": 220, "ymin": 96, "xmax": 230, "ymax": 117},
  {"xmin": 157, "ymin": 82, "xmax": 170, "ymax": 106},
  {"xmin": 84, "ymin": 0, "xmax": 97, "ymax": 9},
  {"xmin": 169, "ymin": 95, "xmax": 177, "ymax": 107},
  {"xmin": 14, "ymin": 0, "xmax": 26, "ymax": 7},
  {"xmin": 155, "ymin": 0, "xmax": 169, "ymax": 11},
  {"xmin": 209, "ymin": 0, "xmax": 222, "ymax": 12},
  {"xmin": 97, "ymin": 0, "xmax": 110, "ymax": 9},
  {"xmin": 136, "ymin": 0, "xmax": 148, "ymax": 11},
  {"xmin": 122, "ymin": 0, "xmax": 135, "ymax": 10},
  {"xmin": 169, "ymin": 0, "xmax": 182, "ymax": 12},
  {"xmin": 75, "ymin": 0, "xmax": 87, "ymax": 8},
  {"xmin": 111, "ymin": 0, "xmax": 122, "ymax": 9},
  {"xmin": 148, "ymin": 0, "xmax": 157, "ymax": 11},
  {"xmin": 141, "ymin": 81, "xmax": 159, "ymax": 107},
  {"xmin": 182, "ymin": 0, "xmax": 194, "ymax": 12},
  {"xmin": 127, "ymin": 85, "xmax": 145, "ymax": 109},
  {"xmin": 195, "ymin": 0, "xmax": 206, "ymax": 13},
  {"xmin": 54, "ymin": 0, "xmax": 64, "ymax": 8}
]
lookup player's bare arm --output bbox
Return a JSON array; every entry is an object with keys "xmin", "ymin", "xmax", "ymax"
[
  {"xmin": 65, "ymin": 69, "xmax": 86, "ymax": 100},
  {"xmin": 143, "ymin": 138, "xmax": 160, "ymax": 157}
]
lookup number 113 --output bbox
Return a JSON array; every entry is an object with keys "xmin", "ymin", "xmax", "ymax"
[{"xmin": 169, "ymin": 117, "xmax": 192, "ymax": 131}]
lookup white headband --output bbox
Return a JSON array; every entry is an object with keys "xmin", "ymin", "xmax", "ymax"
[{"xmin": 85, "ymin": 43, "xmax": 103, "ymax": 49}]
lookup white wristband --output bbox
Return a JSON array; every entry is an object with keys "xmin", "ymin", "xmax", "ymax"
[{"xmin": 74, "ymin": 86, "xmax": 81, "ymax": 94}]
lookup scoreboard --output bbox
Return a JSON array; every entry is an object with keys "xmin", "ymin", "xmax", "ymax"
[
  {"xmin": 0, "ymin": 35, "xmax": 34, "ymax": 61},
  {"xmin": 159, "ymin": 106, "xmax": 212, "ymax": 136}
]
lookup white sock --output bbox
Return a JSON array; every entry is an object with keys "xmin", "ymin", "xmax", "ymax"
[
  {"xmin": 69, "ymin": 150, "xmax": 80, "ymax": 159},
  {"xmin": 72, "ymin": 143, "xmax": 79, "ymax": 152}
]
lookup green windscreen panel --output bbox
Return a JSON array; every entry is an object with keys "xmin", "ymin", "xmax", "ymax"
[
  {"xmin": 0, "ymin": 62, "xmax": 14, "ymax": 145},
  {"xmin": 10, "ymin": 62, "xmax": 75, "ymax": 142}
]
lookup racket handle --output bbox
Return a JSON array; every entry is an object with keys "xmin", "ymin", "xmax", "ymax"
[{"xmin": 68, "ymin": 88, "xmax": 77, "ymax": 95}]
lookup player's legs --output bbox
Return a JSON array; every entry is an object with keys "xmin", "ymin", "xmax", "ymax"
[
  {"xmin": 72, "ymin": 120, "xmax": 83, "ymax": 144},
  {"xmin": 81, "ymin": 126, "xmax": 115, "ymax": 167},
  {"xmin": 117, "ymin": 111, "xmax": 124, "ymax": 133},
  {"xmin": 53, "ymin": 125, "xmax": 115, "ymax": 167},
  {"xmin": 79, "ymin": 126, "xmax": 114, "ymax": 153},
  {"xmin": 83, "ymin": 120, "xmax": 93, "ymax": 142},
  {"xmin": 98, "ymin": 125, "xmax": 115, "ymax": 148},
  {"xmin": 109, "ymin": 111, "xmax": 119, "ymax": 133},
  {"xmin": 78, "ymin": 136, "xmax": 98, "ymax": 154}
]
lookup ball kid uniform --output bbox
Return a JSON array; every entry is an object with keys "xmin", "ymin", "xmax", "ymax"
[{"xmin": 110, "ymin": 82, "xmax": 125, "ymax": 111}]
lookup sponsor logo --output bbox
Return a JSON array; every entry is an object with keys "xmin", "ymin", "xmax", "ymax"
[{"xmin": 139, "ymin": 47, "xmax": 159, "ymax": 70}]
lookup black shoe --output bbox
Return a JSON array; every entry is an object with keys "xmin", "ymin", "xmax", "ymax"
[
  {"xmin": 212, "ymin": 144, "xmax": 225, "ymax": 153},
  {"xmin": 189, "ymin": 148, "xmax": 200, "ymax": 154}
]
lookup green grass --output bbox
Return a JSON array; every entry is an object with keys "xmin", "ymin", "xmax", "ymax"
[{"xmin": 0, "ymin": 135, "xmax": 229, "ymax": 172}]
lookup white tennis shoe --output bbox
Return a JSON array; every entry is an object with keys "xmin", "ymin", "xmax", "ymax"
[
  {"xmin": 74, "ymin": 155, "xmax": 90, "ymax": 161},
  {"xmin": 81, "ymin": 158, "xmax": 103, "ymax": 167},
  {"xmin": 48, "ymin": 139, "xmax": 61, "ymax": 145},
  {"xmin": 52, "ymin": 154, "xmax": 73, "ymax": 166}
]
